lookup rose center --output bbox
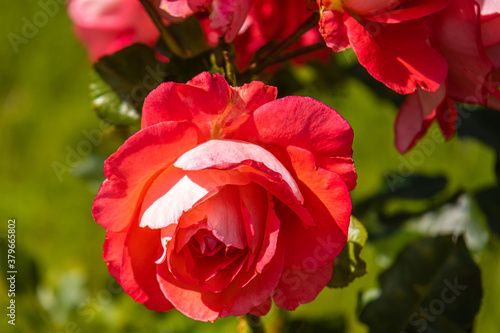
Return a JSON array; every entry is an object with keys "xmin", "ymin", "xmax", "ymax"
[{"xmin": 190, "ymin": 229, "xmax": 223, "ymax": 255}]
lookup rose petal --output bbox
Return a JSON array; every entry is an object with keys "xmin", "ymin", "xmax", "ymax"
[
  {"xmin": 104, "ymin": 225, "xmax": 173, "ymax": 311},
  {"xmin": 481, "ymin": 14, "xmax": 500, "ymax": 48},
  {"xmin": 140, "ymin": 167, "xmax": 250, "ymax": 229},
  {"xmin": 209, "ymin": 0, "xmax": 254, "ymax": 42},
  {"xmin": 142, "ymin": 72, "xmax": 277, "ymax": 139},
  {"xmin": 157, "ymin": 244, "xmax": 284, "ymax": 321},
  {"xmin": 345, "ymin": 12, "xmax": 448, "ymax": 94},
  {"xmin": 92, "ymin": 121, "xmax": 199, "ymax": 232},
  {"xmin": 319, "ymin": 8, "xmax": 350, "ymax": 52},
  {"xmin": 177, "ymin": 185, "xmax": 248, "ymax": 249},
  {"xmin": 477, "ymin": 0, "xmax": 500, "ymax": 16},
  {"xmin": 277, "ymin": 146, "xmax": 350, "ymax": 269},
  {"xmin": 174, "ymin": 139, "xmax": 303, "ymax": 203},
  {"xmin": 231, "ymin": 96, "xmax": 356, "ymax": 190},
  {"xmin": 429, "ymin": 0, "xmax": 500, "ymax": 104},
  {"xmin": 365, "ymin": 0, "xmax": 450, "ymax": 23},
  {"xmin": 394, "ymin": 84, "xmax": 447, "ymax": 153},
  {"xmin": 273, "ymin": 263, "xmax": 334, "ymax": 310},
  {"xmin": 68, "ymin": 0, "xmax": 159, "ymax": 61},
  {"xmin": 141, "ymin": 72, "xmax": 231, "ymax": 135}
]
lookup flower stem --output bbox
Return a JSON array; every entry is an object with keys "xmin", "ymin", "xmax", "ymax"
[
  {"xmin": 241, "ymin": 12, "xmax": 321, "ymax": 79},
  {"xmin": 264, "ymin": 42, "xmax": 326, "ymax": 68},
  {"xmin": 138, "ymin": 0, "xmax": 187, "ymax": 57}
]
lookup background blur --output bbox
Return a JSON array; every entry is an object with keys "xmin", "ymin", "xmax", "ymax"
[{"xmin": 1, "ymin": 1, "xmax": 499, "ymax": 332}]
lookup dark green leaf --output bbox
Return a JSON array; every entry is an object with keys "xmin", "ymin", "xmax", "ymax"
[
  {"xmin": 165, "ymin": 50, "xmax": 214, "ymax": 83},
  {"xmin": 405, "ymin": 193, "xmax": 489, "ymax": 253},
  {"xmin": 354, "ymin": 174, "xmax": 448, "ymax": 221},
  {"xmin": 384, "ymin": 174, "xmax": 448, "ymax": 200},
  {"xmin": 328, "ymin": 217, "xmax": 368, "ymax": 288},
  {"xmin": 94, "ymin": 43, "xmax": 169, "ymax": 110},
  {"xmin": 282, "ymin": 316, "xmax": 346, "ymax": 333},
  {"xmin": 162, "ymin": 16, "xmax": 211, "ymax": 58},
  {"xmin": 89, "ymin": 69, "xmax": 141, "ymax": 127},
  {"xmin": 475, "ymin": 186, "xmax": 500, "ymax": 236},
  {"xmin": 359, "ymin": 236, "xmax": 482, "ymax": 333},
  {"xmin": 457, "ymin": 106, "xmax": 500, "ymax": 153}
]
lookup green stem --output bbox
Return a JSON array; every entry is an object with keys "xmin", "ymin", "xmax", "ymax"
[
  {"xmin": 242, "ymin": 12, "xmax": 320, "ymax": 79},
  {"xmin": 138, "ymin": 0, "xmax": 186, "ymax": 57},
  {"xmin": 218, "ymin": 39, "xmax": 238, "ymax": 86},
  {"xmin": 263, "ymin": 41, "xmax": 327, "ymax": 69}
]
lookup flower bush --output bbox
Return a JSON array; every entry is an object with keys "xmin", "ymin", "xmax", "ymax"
[{"xmin": 59, "ymin": 0, "xmax": 500, "ymax": 330}]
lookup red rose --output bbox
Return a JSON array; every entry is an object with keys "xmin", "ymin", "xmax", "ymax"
[
  {"xmin": 233, "ymin": 0, "xmax": 327, "ymax": 69},
  {"xmin": 152, "ymin": 0, "xmax": 253, "ymax": 42},
  {"xmin": 93, "ymin": 72, "xmax": 356, "ymax": 321},
  {"xmin": 394, "ymin": 0, "xmax": 500, "ymax": 153},
  {"xmin": 67, "ymin": 0, "xmax": 160, "ymax": 62},
  {"xmin": 317, "ymin": 0, "xmax": 450, "ymax": 94}
]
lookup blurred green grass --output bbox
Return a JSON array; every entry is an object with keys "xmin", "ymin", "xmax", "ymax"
[{"xmin": 1, "ymin": 1, "xmax": 499, "ymax": 332}]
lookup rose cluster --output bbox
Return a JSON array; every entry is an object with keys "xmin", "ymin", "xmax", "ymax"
[
  {"xmin": 317, "ymin": 0, "xmax": 500, "ymax": 152},
  {"xmin": 68, "ymin": 0, "xmax": 500, "ymax": 154},
  {"xmin": 92, "ymin": 72, "xmax": 356, "ymax": 321}
]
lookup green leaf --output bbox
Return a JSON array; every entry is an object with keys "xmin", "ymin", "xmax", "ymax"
[
  {"xmin": 359, "ymin": 235, "xmax": 482, "ymax": 333},
  {"xmin": 93, "ymin": 43, "xmax": 169, "ymax": 110},
  {"xmin": 328, "ymin": 216, "xmax": 368, "ymax": 288},
  {"xmin": 161, "ymin": 16, "xmax": 211, "ymax": 58},
  {"xmin": 89, "ymin": 69, "xmax": 141, "ymax": 127},
  {"xmin": 405, "ymin": 193, "xmax": 489, "ymax": 253},
  {"xmin": 475, "ymin": 186, "xmax": 500, "ymax": 236}
]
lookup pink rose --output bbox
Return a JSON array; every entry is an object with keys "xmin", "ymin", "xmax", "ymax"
[
  {"xmin": 317, "ymin": 0, "xmax": 450, "ymax": 94},
  {"xmin": 92, "ymin": 72, "xmax": 356, "ymax": 321},
  {"xmin": 68, "ymin": 0, "xmax": 160, "ymax": 62},
  {"xmin": 153, "ymin": 0, "xmax": 253, "ymax": 42},
  {"xmin": 394, "ymin": 0, "xmax": 500, "ymax": 153}
]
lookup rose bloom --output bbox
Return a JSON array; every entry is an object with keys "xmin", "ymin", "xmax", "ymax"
[
  {"xmin": 394, "ymin": 0, "xmax": 500, "ymax": 153},
  {"xmin": 234, "ymin": 0, "xmax": 327, "ymax": 69},
  {"xmin": 68, "ymin": 0, "xmax": 159, "ymax": 62},
  {"xmin": 317, "ymin": 0, "xmax": 450, "ymax": 95},
  {"xmin": 92, "ymin": 72, "xmax": 356, "ymax": 321},
  {"xmin": 152, "ymin": 0, "xmax": 253, "ymax": 42}
]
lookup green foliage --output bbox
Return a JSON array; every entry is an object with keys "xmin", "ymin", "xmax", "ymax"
[
  {"xmin": 329, "ymin": 217, "xmax": 368, "ymax": 288},
  {"xmin": 359, "ymin": 236, "xmax": 482, "ymax": 333},
  {"xmin": 89, "ymin": 69, "xmax": 141, "ymax": 127}
]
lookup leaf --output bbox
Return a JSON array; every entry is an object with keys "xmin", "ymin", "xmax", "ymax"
[
  {"xmin": 475, "ymin": 186, "xmax": 500, "ymax": 237},
  {"xmin": 161, "ymin": 16, "xmax": 211, "ymax": 58},
  {"xmin": 359, "ymin": 236, "xmax": 482, "ymax": 333},
  {"xmin": 328, "ymin": 217, "xmax": 368, "ymax": 288},
  {"xmin": 354, "ymin": 174, "xmax": 448, "ymax": 226},
  {"xmin": 89, "ymin": 69, "xmax": 141, "ymax": 127},
  {"xmin": 384, "ymin": 174, "xmax": 448, "ymax": 200},
  {"xmin": 405, "ymin": 193, "xmax": 489, "ymax": 253},
  {"xmin": 456, "ymin": 106, "xmax": 500, "ymax": 153},
  {"xmin": 93, "ymin": 43, "xmax": 169, "ymax": 110}
]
